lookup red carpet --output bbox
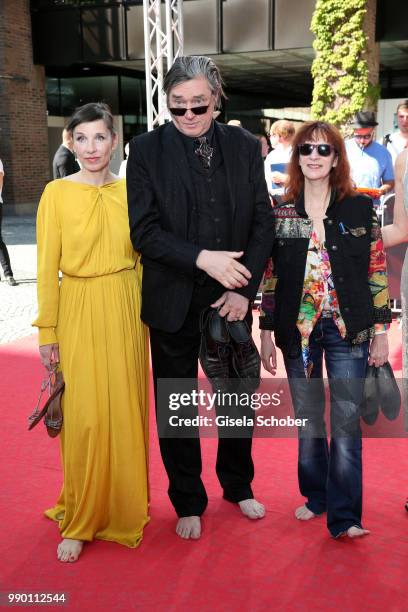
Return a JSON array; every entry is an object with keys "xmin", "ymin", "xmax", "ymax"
[{"xmin": 1, "ymin": 320, "xmax": 407, "ymax": 611}]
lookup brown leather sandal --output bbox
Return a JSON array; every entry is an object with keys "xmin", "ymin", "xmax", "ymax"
[{"xmin": 28, "ymin": 369, "xmax": 65, "ymax": 437}]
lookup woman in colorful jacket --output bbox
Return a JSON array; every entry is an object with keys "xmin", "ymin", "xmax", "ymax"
[{"xmin": 260, "ymin": 121, "xmax": 391, "ymax": 539}]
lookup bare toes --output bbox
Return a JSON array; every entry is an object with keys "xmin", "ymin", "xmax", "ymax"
[
  {"xmin": 347, "ymin": 526, "xmax": 370, "ymax": 538},
  {"xmin": 295, "ymin": 505, "xmax": 317, "ymax": 520},
  {"xmin": 239, "ymin": 499, "xmax": 265, "ymax": 520},
  {"xmin": 57, "ymin": 539, "xmax": 83, "ymax": 563},
  {"xmin": 176, "ymin": 517, "xmax": 201, "ymax": 540}
]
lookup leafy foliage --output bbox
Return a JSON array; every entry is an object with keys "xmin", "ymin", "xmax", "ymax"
[{"xmin": 310, "ymin": 0, "xmax": 373, "ymax": 126}]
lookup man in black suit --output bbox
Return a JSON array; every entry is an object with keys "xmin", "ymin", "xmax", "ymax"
[
  {"xmin": 52, "ymin": 128, "xmax": 80, "ymax": 179},
  {"xmin": 127, "ymin": 56, "xmax": 274, "ymax": 539}
]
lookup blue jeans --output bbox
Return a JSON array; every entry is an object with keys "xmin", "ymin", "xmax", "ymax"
[{"xmin": 283, "ymin": 317, "xmax": 369, "ymax": 537}]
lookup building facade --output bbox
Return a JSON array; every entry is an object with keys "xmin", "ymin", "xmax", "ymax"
[{"xmin": 1, "ymin": 0, "xmax": 407, "ymax": 212}]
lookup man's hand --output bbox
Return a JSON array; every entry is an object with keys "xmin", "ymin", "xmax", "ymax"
[
  {"xmin": 196, "ymin": 250, "xmax": 251, "ymax": 289},
  {"xmin": 379, "ymin": 180, "xmax": 394, "ymax": 196},
  {"xmin": 368, "ymin": 333, "xmax": 389, "ymax": 367},
  {"xmin": 211, "ymin": 292, "xmax": 249, "ymax": 321},
  {"xmin": 39, "ymin": 343, "xmax": 60, "ymax": 371},
  {"xmin": 260, "ymin": 330, "xmax": 277, "ymax": 375}
]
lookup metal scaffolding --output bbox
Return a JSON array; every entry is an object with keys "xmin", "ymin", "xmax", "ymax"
[{"xmin": 143, "ymin": 0, "xmax": 184, "ymax": 131}]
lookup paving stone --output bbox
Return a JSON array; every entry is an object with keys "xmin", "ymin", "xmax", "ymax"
[{"xmin": 0, "ymin": 214, "xmax": 38, "ymax": 345}]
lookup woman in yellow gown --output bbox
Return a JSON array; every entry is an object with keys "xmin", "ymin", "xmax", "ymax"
[{"xmin": 33, "ymin": 103, "xmax": 149, "ymax": 562}]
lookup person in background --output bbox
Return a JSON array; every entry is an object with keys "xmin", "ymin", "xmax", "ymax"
[
  {"xmin": 264, "ymin": 119, "xmax": 295, "ymax": 203},
  {"xmin": 119, "ymin": 142, "xmax": 130, "ymax": 178},
  {"xmin": 0, "ymin": 158, "xmax": 17, "ymax": 286},
  {"xmin": 382, "ymin": 150, "xmax": 408, "ymax": 247},
  {"xmin": 52, "ymin": 128, "xmax": 80, "ymax": 179},
  {"xmin": 382, "ymin": 100, "xmax": 408, "ymax": 164},
  {"xmin": 345, "ymin": 111, "xmax": 394, "ymax": 207},
  {"xmin": 255, "ymin": 133, "xmax": 270, "ymax": 160},
  {"xmin": 380, "ymin": 149, "xmax": 408, "ymax": 512},
  {"xmin": 260, "ymin": 121, "xmax": 391, "ymax": 539}
]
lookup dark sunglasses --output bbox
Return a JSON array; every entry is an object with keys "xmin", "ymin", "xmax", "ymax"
[
  {"xmin": 168, "ymin": 105, "xmax": 209, "ymax": 117},
  {"xmin": 298, "ymin": 143, "xmax": 335, "ymax": 157}
]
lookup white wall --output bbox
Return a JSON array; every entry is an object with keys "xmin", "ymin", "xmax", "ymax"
[{"xmin": 377, "ymin": 98, "xmax": 406, "ymax": 140}]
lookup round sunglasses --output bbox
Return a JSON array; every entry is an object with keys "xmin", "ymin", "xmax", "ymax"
[
  {"xmin": 298, "ymin": 143, "xmax": 335, "ymax": 157},
  {"xmin": 168, "ymin": 105, "xmax": 210, "ymax": 117}
]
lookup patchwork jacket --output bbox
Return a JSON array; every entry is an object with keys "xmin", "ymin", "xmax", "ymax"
[{"xmin": 259, "ymin": 191, "xmax": 392, "ymax": 353}]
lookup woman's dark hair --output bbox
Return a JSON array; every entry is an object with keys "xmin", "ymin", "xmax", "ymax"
[
  {"xmin": 66, "ymin": 102, "xmax": 115, "ymax": 135},
  {"xmin": 285, "ymin": 120, "xmax": 355, "ymax": 203}
]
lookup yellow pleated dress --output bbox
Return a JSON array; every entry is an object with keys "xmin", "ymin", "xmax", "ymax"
[{"xmin": 33, "ymin": 178, "xmax": 149, "ymax": 548}]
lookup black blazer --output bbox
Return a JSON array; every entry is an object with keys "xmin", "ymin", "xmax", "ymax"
[
  {"xmin": 259, "ymin": 192, "xmax": 392, "ymax": 350},
  {"xmin": 52, "ymin": 145, "xmax": 80, "ymax": 179},
  {"xmin": 127, "ymin": 121, "xmax": 274, "ymax": 332}
]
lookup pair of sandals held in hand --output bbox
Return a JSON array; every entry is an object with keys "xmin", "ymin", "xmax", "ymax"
[{"xmin": 28, "ymin": 366, "xmax": 65, "ymax": 437}]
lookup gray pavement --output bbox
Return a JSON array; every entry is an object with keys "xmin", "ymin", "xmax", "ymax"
[{"xmin": 0, "ymin": 214, "xmax": 38, "ymax": 344}]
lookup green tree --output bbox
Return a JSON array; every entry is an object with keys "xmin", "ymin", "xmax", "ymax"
[{"xmin": 310, "ymin": 0, "xmax": 379, "ymax": 127}]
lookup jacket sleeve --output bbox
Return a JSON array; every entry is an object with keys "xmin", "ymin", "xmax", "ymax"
[
  {"xmin": 59, "ymin": 153, "xmax": 76, "ymax": 178},
  {"xmin": 259, "ymin": 257, "xmax": 277, "ymax": 330},
  {"xmin": 234, "ymin": 139, "xmax": 275, "ymax": 300},
  {"xmin": 368, "ymin": 207, "xmax": 392, "ymax": 328},
  {"xmin": 32, "ymin": 184, "xmax": 62, "ymax": 345},
  {"xmin": 126, "ymin": 138, "xmax": 201, "ymax": 275},
  {"xmin": 54, "ymin": 149, "xmax": 74, "ymax": 179}
]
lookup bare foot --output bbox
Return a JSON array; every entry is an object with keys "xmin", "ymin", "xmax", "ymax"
[
  {"xmin": 238, "ymin": 498, "xmax": 265, "ymax": 519},
  {"xmin": 346, "ymin": 526, "xmax": 370, "ymax": 538},
  {"xmin": 295, "ymin": 504, "xmax": 317, "ymax": 520},
  {"xmin": 176, "ymin": 516, "xmax": 201, "ymax": 539},
  {"xmin": 57, "ymin": 539, "xmax": 83, "ymax": 563}
]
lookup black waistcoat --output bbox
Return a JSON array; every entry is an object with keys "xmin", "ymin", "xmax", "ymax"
[{"xmin": 178, "ymin": 127, "xmax": 231, "ymax": 252}]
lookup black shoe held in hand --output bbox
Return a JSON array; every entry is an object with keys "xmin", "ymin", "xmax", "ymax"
[
  {"xmin": 227, "ymin": 319, "xmax": 261, "ymax": 393},
  {"xmin": 376, "ymin": 361, "xmax": 401, "ymax": 421},
  {"xmin": 360, "ymin": 365, "xmax": 380, "ymax": 425},
  {"xmin": 199, "ymin": 308, "xmax": 231, "ymax": 389},
  {"xmin": 199, "ymin": 308, "xmax": 261, "ymax": 393}
]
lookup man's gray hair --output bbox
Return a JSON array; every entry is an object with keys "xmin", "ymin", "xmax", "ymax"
[{"xmin": 163, "ymin": 56, "xmax": 226, "ymax": 108}]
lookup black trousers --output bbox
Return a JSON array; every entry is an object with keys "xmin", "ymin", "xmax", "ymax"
[
  {"xmin": 149, "ymin": 283, "xmax": 254, "ymax": 517},
  {"xmin": 0, "ymin": 206, "xmax": 13, "ymax": 278}
]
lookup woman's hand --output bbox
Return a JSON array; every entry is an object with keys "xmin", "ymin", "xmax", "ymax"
[
  {"xmin": 196, "ymin": 250, "xmax": 251, "ymax": 289},
  {"xmin": 39, "ymin": 343, "xmax": 60, "ymax": 370},
  {"xmin": 260, "ymin": 330, "xmax": 277, "ymax": 375},
  {"xmin": 368, "ymin": 334, "xmax": 389, "ymax": 367}
]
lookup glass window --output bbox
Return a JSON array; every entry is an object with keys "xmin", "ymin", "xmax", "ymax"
[
  {"xmin": 223, "ymin": 0, "xmax": 270, "ymax": 53},
  {"xmin": 82, "ymin": 8, "xmax": 124, "ymax": 61},
  {"xmin": 120, "ymin": 76, "xmax": 148, "ymax": 139},
  {"xmin": 274, "ymin": 0, "xmax": 315, "ymax": 50},
  {"xmin": 57, "ymin": 76, "xmax": 119, "ymax": 115},
  {"xmin": 123, "ymin": 115, "xmax": 147, "ymax": 143},
  {"xmin": 183, "ymin": 0, "xmax": 219, "ymax": 55},
  {"xmin": 46, "ymin": 78, "xmax": 62, "ymax": 115},
  {"xmin": 126, "ymin": 4, "xmax": 145, "ymax": 60},
  {"xmin": 120, "ymin": 76, "xmax": 146, "ymax": 116}
]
